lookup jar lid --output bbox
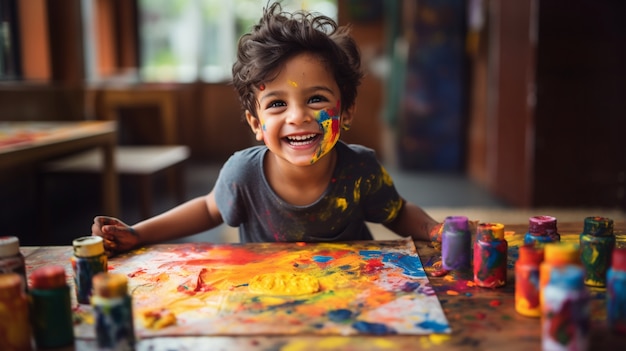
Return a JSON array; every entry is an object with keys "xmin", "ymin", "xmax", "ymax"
[
  {"xmin": 73, "ymin": 236, "xmax": 104, "ymax": 257},
  {"xmin": 544, "ymin": 242, "xmax": 580, "ymax": 264},
  {"xmin": 93, "ymin": 273, "xmax": 128, "ymax": 298},
  {"xmin": 0, "ymin": 236, "xmax": 20, "ymax": 258},
  {"xmin": 528, "ymin": 216, "xmax": 557, "ymax": 236},
  {"xmin": 518, "ymin": 244, "xmax": 545, "ymax": 265},
  {"xmin": 443, "ymin": 216, "xmax": 469, "ymax": 232},
  {"xmin": 582, "ymin": 216, "xmax": 613, "ymax": 237},
  {"xmin": 30, "ymin": 265, "xmax": 67, "ymax": 289},
  {"xmin": 0, "ymin": 273, "xmax": 23, "ymax": 299},
  {"xmin": 476, "ymin": 223, "xmax": 505, "ymax": 241},
  {"xmin": 612, "ymin": 248, "xmax": 626, "ymax": 271}
]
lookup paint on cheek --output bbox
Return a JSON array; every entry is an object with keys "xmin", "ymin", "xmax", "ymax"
[{"xmin": 310, "ymin": 103, "xmax": 341, "ymax": 164}]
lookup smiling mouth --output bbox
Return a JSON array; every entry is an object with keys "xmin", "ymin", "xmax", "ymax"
[{"xmin": 284, "ymin": 133, "xmax": 319, "ymax": 146}]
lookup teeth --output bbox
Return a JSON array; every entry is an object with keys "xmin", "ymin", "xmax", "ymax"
[{"xmin": 287, "ymin": 134, "xmax": 316, "ymax": 141}]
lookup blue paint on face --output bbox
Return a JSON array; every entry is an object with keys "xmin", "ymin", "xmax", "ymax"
[
  {"xmin": 416, "ymin": 319, "xmax": 450, "ymax": 333},
  {"xmin": 313, "ymin": 255, "xmax": 333, "ymax": 263},
  {"xmin": 352, "ymin": 321, "xmax": 397, "ymax": 335},
  {"xmin": 382, "ymin": 252, "xmax": 427, "ymax": 278},
  {"xmin": 328, "ymin": 308, "xmax": 354, "ymax": 322}
]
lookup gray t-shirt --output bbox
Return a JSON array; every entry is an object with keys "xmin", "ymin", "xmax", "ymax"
[{"xmin": 214, "ymin": 141, "xmax": 404, "ymax": 243}]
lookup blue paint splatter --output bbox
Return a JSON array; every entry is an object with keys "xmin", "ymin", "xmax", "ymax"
[
  {"xmin": 352, "ymin": 321, "xmax": 397, "ymax": 335},
  {"xmin": 359, "ymin": 250, "xmax": 382, "ymax": 259},
  {"xmin": 383, "ymin": 252, "xmax": 426, "ymax": 278},
  {"xmin": 416, "ymin": 320, "xmax": 450, "ymax": 333},
  {"xmin": 313, "ymin": 255, "xmax": 333, "ymax": 263},
  {"xmin": 328, "ymin": 309, "xmax": 354, "ymax": 322}
]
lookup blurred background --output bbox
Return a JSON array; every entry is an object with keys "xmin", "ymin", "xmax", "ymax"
[{"xmin": 0, "ymin": 0, "xmax": 624, "ymax": 245}]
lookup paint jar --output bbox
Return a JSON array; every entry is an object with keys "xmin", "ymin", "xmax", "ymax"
[
  {"xmin": 607, "ymin": 248, "xmax": 626, "ymax": 334},
  {"xmin": 29, "ymin": 265, "xmax": 75, "ymax": 349},
  {"xmin": 473, "ymin": 222, "xmax": 507, "ymax": 288},
  {"xmin": 0, "ymin": 236, "xmax": 27, "ymax": 291},
  {"xmin": 539, "ymin": 242, "xmax": 580, "ymax": 308},
  {"xmin": 541, "ymin": 265, "xmax": 590, "ymax": 351},
  {"xmin": 579, "ymin": 216, "xmax": 615, "ymax": 287},
  {"xmin": 0, "ymin": 273, "xmax": 32, "ymax": 351},
  {"xmin": 71, "ymin": 235, "xmax": 108, "ymax": 304},
  {"xmin": 523, "ymin": 215, "xmax": 560, "ymax": 246},
  {"xmin": 441, "ymin": 216, "xmax": 471, "ymax": 271},
  {"xmin": 92, "ymin": 272, "xmax": 135, "ymax": 351},
  {"xmin": 515, "ymin": 244, "xmax": 544, "ymax": 317}
]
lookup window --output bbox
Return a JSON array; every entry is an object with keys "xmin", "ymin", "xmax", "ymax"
[{"xmin": 138, "ymin": 0, "xmax": 337, "ymax": 83}]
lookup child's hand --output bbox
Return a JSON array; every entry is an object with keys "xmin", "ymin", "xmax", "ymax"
[{"xmin": 91, "ymin": 216, "xmax": 140, "ymax": 257}]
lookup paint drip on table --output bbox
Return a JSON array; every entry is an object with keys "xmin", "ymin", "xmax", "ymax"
[{"xmin": 98, "ymin": 239, "xmax": 450, "ymax": 337}]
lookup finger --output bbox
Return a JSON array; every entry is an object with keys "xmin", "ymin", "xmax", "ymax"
[{"xmin": 95, "ymin": 216, "xmax": 120, "ymax": 226}]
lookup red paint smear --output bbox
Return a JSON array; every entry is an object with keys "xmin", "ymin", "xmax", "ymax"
[
  {"xmin": 128, "ymin": 268, "xmax": 146, "ymax": 277},
  {"xmin": 364, "ymin": 259, "xmax": 384, "ymax": 273},
  {"xmin": 476, "ymin": 312, "xmax": 487, "ymax": 320},
  {"xmin": 430, "ymin": 269, "xmax": 450, "ymax": 277},
  {"xmin": 489, "ymin": 299, "xmax": 502, "ymax": 307}
]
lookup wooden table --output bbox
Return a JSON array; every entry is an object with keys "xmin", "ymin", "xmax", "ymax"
[
  {"xmin": 21, "ymin": 221, "xmax": 626, "ymax": 351},
  {"xmin": 0, "ymin": 121, "xmax": 119, "ymax": 218}
]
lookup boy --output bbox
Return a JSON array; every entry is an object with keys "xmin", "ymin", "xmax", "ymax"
[{"xmin": 92, "ymin": 2, "xmax": 440, "ymax": 256}]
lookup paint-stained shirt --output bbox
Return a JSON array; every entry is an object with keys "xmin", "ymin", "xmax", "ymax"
[{"xmin": 214, "ymin": 141, "xmax": 405, "ymax": 243}]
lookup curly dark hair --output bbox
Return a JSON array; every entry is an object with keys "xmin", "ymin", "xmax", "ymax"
[{"xmin": 232, "ymin": 1, "xmax": 363, "ymax": 119}]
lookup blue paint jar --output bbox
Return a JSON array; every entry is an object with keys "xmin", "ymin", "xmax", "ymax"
[
  {"xmin": 524, "ymin": 216, "xmax": 560, "ymax": 246},
  {"xmin": 441, "ymin": 216, "xmax": 471, "ymax": 271},
  {"xmin": 71, "ymin": 236, "xmax": 108, "ymax": 304},
  {"xmin": 92, "ymin": 272, "xmax": 135, "ymax": 351},
  {"xmin": 607, "ymin": 248, "xmax": 626, "ymax": 334},
  {"xmin": 541, "ymin": 265, "xmax": 590, "ymax": 351},
  {"xmin": 579, "ymin": 216, "xmax": 615, "ymax": 287}
]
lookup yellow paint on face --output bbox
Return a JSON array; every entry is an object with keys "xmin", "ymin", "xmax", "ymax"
[
  {"xmin": 288, "ymin": 80, "xmax": 298, "ymax": 87},
  {"xmin": 248, "ymin": 272, "xmax": 320, "ymax": 295}
]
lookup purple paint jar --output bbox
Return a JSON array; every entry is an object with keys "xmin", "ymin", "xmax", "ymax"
[
  {"xmin": 441, "ymin": 216, "xmax": 471, "ymax": 271},
  {"xmin": 524, "ymin": 216, "xmax": 560, "ymax": 246}
]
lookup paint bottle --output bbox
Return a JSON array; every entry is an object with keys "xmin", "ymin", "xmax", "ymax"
[
  {"xmin": 515, "ymin": 244, "xmax": 544, "ymax": 317},
  {"xmin": 71, "ymin": 235, "xmax": 108, "ymax": 304},
  {"xmin": 473, "ymin": 222, "xmax": 507, "ymax": 288},
  {"xmin": 441, "ymin": 216, "xmax": 471, "ymax": 271},
  {"xmin": 523, "ymin": 215, "xmax": 560, "ymax": 246},
  {"xmin": 29, "ymin": 265, "xmax": 75, "ymax": 349},
  {"xmin": 607, "ymin": 247, "xmax": 626, "ymax": 334},
  {"xmin": 0, "ymin": 273, "xmax": 32, "ymax": 351},
  {"xmin": 539, "ymin": 242, "xmax": 580, "ymax": 307},
  {"xmin": 541, "ymin": 265, "xmax": 590, "ymax": 351},
  {"xmin": 92, "ymin": 272, "xmax": 135, "ymax": 351},
  {"xmin": 0, "ymin": 236, "xmax": 27, "ymax": 291},
  {"xmin": 579, "ymin": 216, "xmax": 615, "ymax": 287}
]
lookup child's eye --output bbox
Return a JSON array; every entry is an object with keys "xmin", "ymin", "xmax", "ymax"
[
  {"xmin": 308, "ymin": 95, "xmax": 328, "ymax": 104},
  {"xmin": 267, "ymin": 100, "xmax": 286, "ymax": 109}
]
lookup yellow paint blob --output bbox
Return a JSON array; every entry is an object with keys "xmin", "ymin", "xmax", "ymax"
[
  {"xmin": 335, "ymin": 198, "xmax": 348, "ymax": 211},
  {"xmin": 143, "ymin": 309, "xmax": 177, "ymax": 329},
  {"xmin": 249, "ymin": 272, "xmax": 320, "ymax": 295}
]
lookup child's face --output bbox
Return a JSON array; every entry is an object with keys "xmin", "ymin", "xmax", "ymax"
[{"xmin": 246, "ymin": 52, "xmax": 353, "ymax": 167}]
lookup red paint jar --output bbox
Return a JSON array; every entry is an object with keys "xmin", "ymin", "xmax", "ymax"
[
  {"xmin": 473, "ymin": 223, "xmax": 507, "ymax": 288},
  {"xmin": 515, "ymin": 244, "xmax": 544, "ymax": 317}
]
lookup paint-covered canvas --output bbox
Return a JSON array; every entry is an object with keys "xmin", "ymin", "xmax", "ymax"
[{"xmin": 101, "ymin": 239, "xmax": 450, "ymax": 337}]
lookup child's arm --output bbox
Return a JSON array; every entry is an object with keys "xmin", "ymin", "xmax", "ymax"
[
  {"xmin": 92, "ymin": 191, "xmax": 223, "ymax": 256},
  {"xmin": 384, "ymin": 200, "xmax": 441, "ymax": 243}
]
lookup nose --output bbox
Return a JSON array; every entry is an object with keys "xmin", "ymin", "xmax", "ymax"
[{"xmin": 286, "ymin": 105, "xmax": 313, "ymax": 125}]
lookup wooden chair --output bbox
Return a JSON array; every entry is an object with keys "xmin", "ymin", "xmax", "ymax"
[{"xmin": 42, "ymin": 86, "xmax": 190, "ymax": 220}]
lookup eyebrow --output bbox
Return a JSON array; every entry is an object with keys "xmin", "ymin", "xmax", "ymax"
[{"xmin": 259, "ymin": 86, "xmax": 336, "ymax": 104}]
